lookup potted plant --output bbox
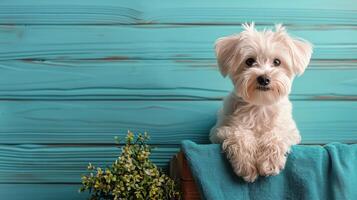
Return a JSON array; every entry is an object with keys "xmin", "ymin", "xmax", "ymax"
[{"xmin": 80, "ymin": 131, "xmax": 180, "ymax": 200}]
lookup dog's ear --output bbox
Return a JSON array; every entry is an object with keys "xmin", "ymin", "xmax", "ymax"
[
  {"xmin": 275, "ymin": 24, "xmax": 313, "ymax": 76},
  {"xmin": 289, "ymin": 38, "xmax": 313, "ymax": 76},
  {"xmin": 215, "ymin": 35, "xmax": 241, "ymax": 77}
]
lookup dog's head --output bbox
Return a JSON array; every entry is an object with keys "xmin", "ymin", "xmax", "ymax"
[{"xmin": 215, "ymin": 23, "xmax": 313, "ymax": 105}]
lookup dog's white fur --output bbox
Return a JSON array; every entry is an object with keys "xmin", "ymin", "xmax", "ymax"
[{"xmin": 210, "ymin": 23, "xmax": 313, "ymax": 182}]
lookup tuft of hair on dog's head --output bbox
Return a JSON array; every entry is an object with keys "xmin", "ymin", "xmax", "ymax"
[{"xmin": 215, "ymin": 22, "xmax": 313, "ymax": 105}]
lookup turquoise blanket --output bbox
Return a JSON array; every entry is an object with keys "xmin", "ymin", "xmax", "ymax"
[{"xmin": 181, "ymin": 141, "xmax": 357, "ymax": 200}]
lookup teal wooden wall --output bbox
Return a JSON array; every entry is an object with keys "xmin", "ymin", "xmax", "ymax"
[{"xmin": 0, "ymin": 0, "xmax": 356, "ymax": 199}]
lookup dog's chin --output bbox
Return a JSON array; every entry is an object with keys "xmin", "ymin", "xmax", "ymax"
[{"xmin": 239, "ymin": 88, "xmax": 283, "ymax": 106}]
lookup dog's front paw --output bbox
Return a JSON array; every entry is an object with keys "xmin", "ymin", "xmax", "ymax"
[
  {"xmin": 223, "ymin": 135, "xmax": 258, "ymax": 182},
  {"xmin": 257, "ymin": 139, "xmax": 289, "ymax": 176},
  {"xmin": 257, "ymin": 155, "xmax": 286, "ymax": 176}
]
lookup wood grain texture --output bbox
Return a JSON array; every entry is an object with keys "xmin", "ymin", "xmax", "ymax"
[
  {"xmin": 0, "ymin": 145, "xmax": 178, "ymax": 183},
  {"xmin": 0, "ymin": 0, "xmax": 356, "ymax": 25},
  {"xmin": 0, "ymin": 184, "xmax": 88, "ymax": 200},
  {"xmin": 0, "ymin": 101, "xmax": 217, "ymax": 144},
  {"xmin": 0, "ymin": 100, "xmax": 355, "ymax": 144},
  {"xmin": 0, "ymin": 25, "xmax": 356, "ymax": 60},
  {"xmin": 0, "ymin": 60, "xmax": 356, "ymax": 100}
]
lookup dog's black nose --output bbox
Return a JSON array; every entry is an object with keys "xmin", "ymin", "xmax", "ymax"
[{"xmin": 257, "ymin": 75, "xmax": 270, "ymax": 86}]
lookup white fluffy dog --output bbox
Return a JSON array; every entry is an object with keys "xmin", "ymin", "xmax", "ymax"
[{"xmin": 209, "ymin": 23, "xmax": 313, "ymax": 182}]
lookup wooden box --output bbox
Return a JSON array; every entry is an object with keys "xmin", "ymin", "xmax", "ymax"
[{"xmin": 170, "ymin": 152, "xmax": 201, "ymax": 200}]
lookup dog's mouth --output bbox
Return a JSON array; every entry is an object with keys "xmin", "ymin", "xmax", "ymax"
[{"xmin": 256, "ymin": 86, "xmax": 271, "ymax": 91}]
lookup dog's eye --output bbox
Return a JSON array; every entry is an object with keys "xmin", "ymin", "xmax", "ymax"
[
  {"xmin": 245, "ymin": 58, "xmax": 256, "ymax": 67},
  {"xmin": 273, "ymin": 58, "xmax": 281, "ymax": 66}
]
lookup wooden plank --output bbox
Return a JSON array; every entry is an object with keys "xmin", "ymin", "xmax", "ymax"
[
  {"xmin": 0, "ymin": 184, "xmax": 88, "ymax": 200},
  {"xmin": 170, "ymin": 152, "xmax": 201, "ymax": 200},
  {"xmin": 0, "ymin": 0, "xmax": 355, "ymax": 25},
  {"xmin": 0, "ymin": 145, "xmax": 179, "ymax": 183},
  {"xmin": 0, "ymin": 100, "xmax": 355, "ymax": 144},
  {"xmin": 0, "ymin": 60, "xmax": 356, "ymax": 100},
  {"xmin": 0, "ymin": 100, "xmax": 217, "ymax": 144},
  {"xmin": 0, "ymin": 25, "xmax": 356, "ymax": 60}
]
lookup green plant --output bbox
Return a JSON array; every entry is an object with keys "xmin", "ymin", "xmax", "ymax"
[{"xmin": 80, "ymin": 131, "xmax": 180, "ymax": 200}]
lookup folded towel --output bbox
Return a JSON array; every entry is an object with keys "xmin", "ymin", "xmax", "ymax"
[{"xmin": 181, "ymin": 140, "xmax": 357, "ymax": 200}]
